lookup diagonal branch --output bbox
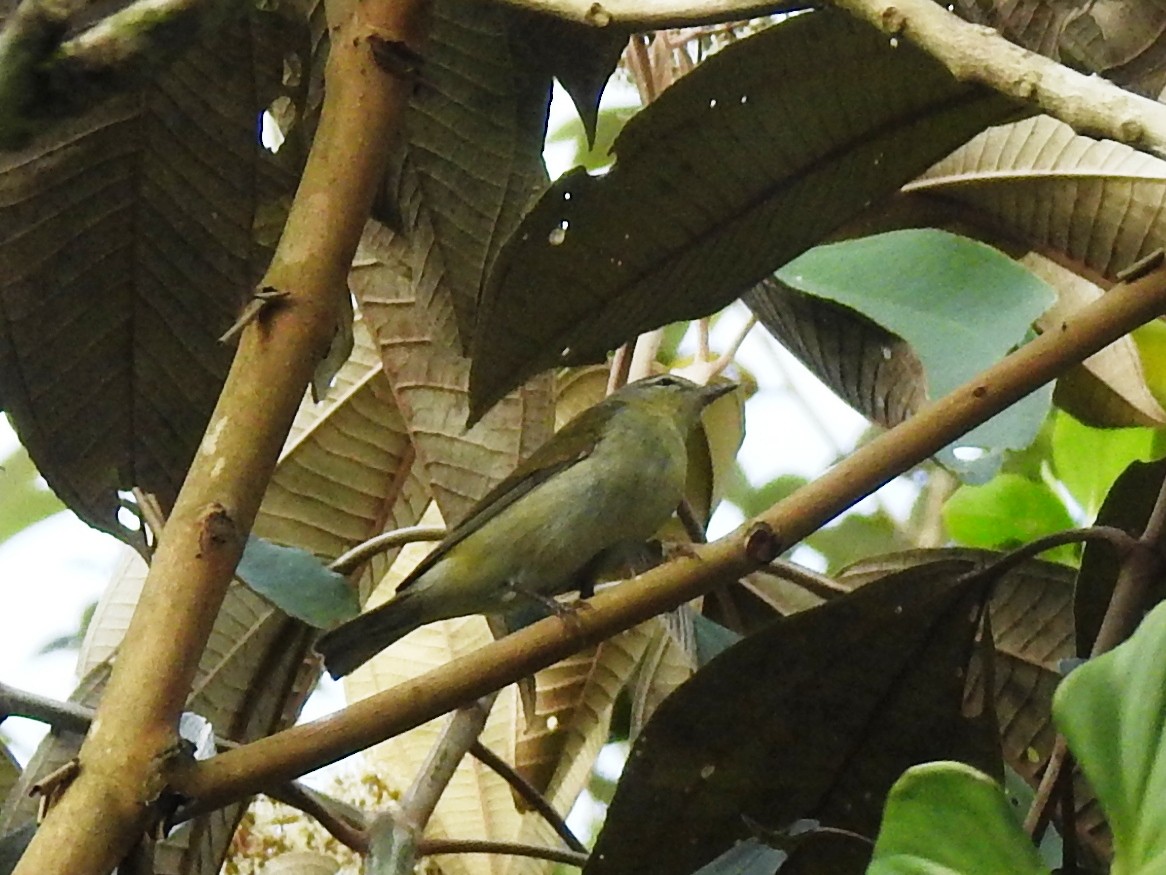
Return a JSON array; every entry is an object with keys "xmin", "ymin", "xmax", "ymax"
[{"xmin": 172, "ymin": 258, "xmax": 1166, "ymax": 812}]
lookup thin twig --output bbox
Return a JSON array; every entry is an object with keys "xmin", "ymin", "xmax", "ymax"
[
  {"xmin": 606, "ymin": 344, "xmax": 634, "ymax": 395},
  {"xmin": 628, "ymin": 329, "xmax": 665, "ymax": 380},
  {"xmin": 0, "ymin": 682, "xmax": 94, "ymax": 735},
  {"xmin": 712, "ymin": 314, "xmax": 756, "ymax": 374},
  {"xmin": 469, "ymin": 741, "xmax": 587, "ymax": 853},
  {"xmin": 955, "ymin": 526, "xmax": 1136, "ymax": 589},
  {"xmin": 330, "ymin": 526, "xmax": 447, "ymax": 575},
  {"xmin": 764, "ymin": 559, "xmax": 850, "ymax": 598},
  {"xmin": 265, "ymin": 783, "xmax": 369, "ymax": 853},
  {"xmin": 418, "ymin": 838, "xmax": 589, "ymax": 867}
]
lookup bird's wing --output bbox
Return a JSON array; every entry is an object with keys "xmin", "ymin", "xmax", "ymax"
[{"xmin": 396, "ymin": 400, "xmax": 624, "ymax": 591}]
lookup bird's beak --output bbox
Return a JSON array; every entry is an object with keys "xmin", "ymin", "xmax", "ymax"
[{"xmin": 699, "ymin": 381, "xmax": 738, "ymax": 406}]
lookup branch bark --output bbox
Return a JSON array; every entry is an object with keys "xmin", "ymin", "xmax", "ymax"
[
  {"xmin": 9, "ymin": 0, "xmax": 429, "ymax": 872},
  {"xmin": 173, "ymin": 260, "xmax": 1166, "ymax": 811}
]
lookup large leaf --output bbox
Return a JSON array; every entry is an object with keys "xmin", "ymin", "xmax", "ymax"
[
  {"xmin": 744, "ymin": 280, "xmax": 926, "ymax": 429},
  {"xmin": 0, "ymin": 8, "xmax": 303, "ymax": 540},
  {"xmin": 839, "ymin": 548, "xmax": 1111, "ymax": 864},
  {"xmin": 585, "ymin": 561, "xmax": 999, "ymax": 875},
  {"xmin": 769, "ymin": 229, "xmax": 1056, "ymax": 480},
  {"xmin": 352, "ymin": 222, "xmax": 555, "ymax": 527},
  {"xmin": 868, "ymin": 762, "xmax": 1047, "ymax": 875},
  {"xmin": 907, "ymin": 115, "xmax": 1166, "ymax": 426},
  {"xmin": 385, "ymin": 0, "xmax": 553, "ymax": 349},
  {"xmin": 468, "ymin": 10, "xmax": 1017, "ymax": 417}
]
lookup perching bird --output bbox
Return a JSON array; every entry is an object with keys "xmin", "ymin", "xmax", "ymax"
[{"xmin": 315, "ymin": 373, "xmax": 737, "ymax": 678}]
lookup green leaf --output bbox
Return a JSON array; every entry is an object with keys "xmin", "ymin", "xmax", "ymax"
[
  {"xmin": 1051, "ymin": 410, "xmax": 1158, "ymax": 518},
  {"xmin": 0, "ymin": 444, "xmax": 64, "ymax": 546},
  {"xmin": 867, "ymin": 762, "xmax": 1048, "ymax": 875},
  {"xmin": 807, "ymin": 512, "xmax": 911, "ymax": 574},
  {"xmin": 1055, "ymin": 600, "xmax": 1166, "ymax": 875},
  {"xmin": 235, "ymin": 536, "xmax": 359, "ymax": 628},
  {"xmin": 726, "ymin": 470, "xmax": 808, "ymax": 521},
  {"xmin": 778, "ymin": 230, "xmax": 1056, "ymax": 482},
  {"xmin": 943, "ymin": 474, "xmax": 1075, "ymax": 564}
]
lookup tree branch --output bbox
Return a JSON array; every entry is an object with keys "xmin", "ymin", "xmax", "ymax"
[
  {"xmin": 10, "ymin": 0, "xmax": 430, "ymax": 870},
  {"xmin": 417, "ymin": 838, "xmax": 589, "ymax": 867},
  {"xmin": 485, "ymin": 0, "xmax": 1166, "ymax": 163},
  {"xmin": 170, "ymin": 258, "xmax": 1166, "ymax": 812},
  {"xmin": 330, "ymin": 525, "xmax": 447, "ymax": 575},
  {"xmin": 825, "ymin": 0, "xmax": 1166, "ymax": 160},
  {"xmin": 469, "ymin": 741, "xmax": 587, "ymax": 853}
]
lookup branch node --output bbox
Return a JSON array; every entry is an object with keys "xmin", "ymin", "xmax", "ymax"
[
  {"xmin": 368, "ymin": 35, "xmax": 423, "ymax": 83},
  {"xmin": 879, "ymin": 6, "xmax": 905, "ymax": 33},
  {"xmin": 1119, "ymin": 117, "xmax": 1147, "ymax": 145},
  {"xmin": 219, "ymin": 286, "xmax": 290, "ymax": 344},
  {"xmin": 584, "ymin": 2, "xmax": 612, "ymax": 26},
  {"xmin": 197, "ymin": 503, "xmax": 239, "ymax": 557},
  {"xmin": 744, "ymin": 522, "xmax": 780, "ymax": 564},
  {"xmin": 30, "ymin": 758, "xmax": 80, "ymax": 819}
]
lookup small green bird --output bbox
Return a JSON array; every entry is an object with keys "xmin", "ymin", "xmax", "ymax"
[{"xmin": 315, "ymin": 373, "xmax": 737, "ymax": 678}]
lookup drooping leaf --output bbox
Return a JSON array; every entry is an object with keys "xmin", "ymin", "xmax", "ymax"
[
  {"xmin": 234, "ymin": 536, "xmax": 358, "ymax": 627},
  {"xmin": 774, "ymin": 230, "xmax": 1056, "ymax": 481},
  {"xmin": 352, "ymin": 222, "xmax": 556, "ymax": 527},
  {"xmin": 469, "ymin": 10, "xmax": 1017, "ymax": 418},
  {"xmin": 745, "ymin": 280, "xmax": 926, "ymax": 429},
  {"xmin": 252, "ymin": 317, "xmax": 420, "ymax": 564},
  {"xmin": 519, "ymin": 11, "xmax": 630, "ymax": 146},
  {"xmin": 585, "ymin": 560, "xmax": 999, "ymax": 875},
  {"xmin": 0, "ymin": 8, "xmax": 304, "ymax": 541},
  {"xmin": 390, "ymin": 0, "xmax": 554, "ymax": 349},
  {"xmin": 867, "ymin": 762, "xmax": 1048, "ymax": 875}
]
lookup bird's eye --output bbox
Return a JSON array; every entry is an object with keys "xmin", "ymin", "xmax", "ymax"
[{"xmin": 655, "ymin": 375, "xmax": 680, "ymax": 387}]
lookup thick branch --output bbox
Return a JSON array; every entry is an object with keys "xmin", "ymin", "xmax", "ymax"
[
  {"xmin": 827, "ymin": 0, "xmax": 1166, "ymax": 160},
  {"xmin": 172, "ymin": 261, "xmax": 1166, "ymax": 811},
  {"xmin": 10, "ymin": 0, "xmax": 428, "ymax": 873}
]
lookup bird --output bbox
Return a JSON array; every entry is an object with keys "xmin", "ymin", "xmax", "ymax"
[{"xmin": 315, "ymin": 373, "xmax": 737, "ymax": 678}]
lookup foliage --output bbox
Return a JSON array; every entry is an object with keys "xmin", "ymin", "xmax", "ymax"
[{"xmin": 1, "ymin": 1, "xmax": 1166, "ymax": 875}]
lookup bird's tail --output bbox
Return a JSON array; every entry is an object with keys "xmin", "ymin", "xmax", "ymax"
[{"xmin": 315, "ymin": 590, "xmax": 425, "ymax": 678}]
